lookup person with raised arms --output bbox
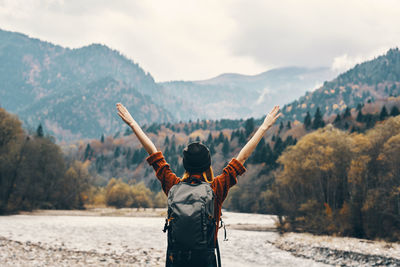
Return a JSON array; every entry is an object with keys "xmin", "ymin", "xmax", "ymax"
[{"xmin": 116, "ymin": 103, "xmax": 281, "ymax": 267}]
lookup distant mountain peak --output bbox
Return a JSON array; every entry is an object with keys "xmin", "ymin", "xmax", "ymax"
[
  {"xmin": 196, "ymin": 66, "xmax": 331, "ymax": 86},
  {"xmin": 0, "ymin": 29, "xmax": 169, "ymax": 141}
]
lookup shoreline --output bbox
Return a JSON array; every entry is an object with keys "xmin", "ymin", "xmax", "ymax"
[
  {"xmin": 273, "ymin": 232, "xmax": 400, "ymax": 267},
  {"xmin": 17, "ymin": 207, "xmax": 167, "ymax": 217},
  {"xmin": 2, "ymin": 209, "xmax": 400, "ymax": 266}
]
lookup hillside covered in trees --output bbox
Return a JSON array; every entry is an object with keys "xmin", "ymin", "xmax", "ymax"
[
  {"xmin": 0, "ymin": 29, "xmax": 174, "ymax": 141},
  {"xmin": 282, "ymin": 48, "xmax": 400, "ymax": 123},
  {"xmin": 270, "ymin": 116, "xmax": 400, "ymax": 241},
  {"xmin": 2, "ymin": 80, "xmax": 400, "ymax": 242},
  {"xmin": 0, "ymin": 29, "xmax": 334, "ymax": 141}
]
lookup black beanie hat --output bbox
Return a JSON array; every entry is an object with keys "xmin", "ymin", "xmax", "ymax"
[{"xmin": 183, "ymin": 142, "xmax": 211, "ymax": 173}]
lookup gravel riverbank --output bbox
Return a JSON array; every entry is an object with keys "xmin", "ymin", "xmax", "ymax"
[
  {"xmin": 0, "ymin": 236, "xmax": 163, "ymax": 266},
  {"xmin": 0, "ymin": 209, "xmax": 399, "ymax": 266}
]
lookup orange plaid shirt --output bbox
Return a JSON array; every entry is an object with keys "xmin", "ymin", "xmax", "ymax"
[{"xmin": 146, "ymin": 151, "xmax": 246, "ymax": 241}]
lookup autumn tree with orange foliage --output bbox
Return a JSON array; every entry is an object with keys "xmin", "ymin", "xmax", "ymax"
[
  {"xmin": 0, "ymin": 108, "xmax": 90, "ymax": 213},
  {"xmin": 270, "ymin": 117, "xmax": 400, "ymax": 241},
  {"xmin": 105, "ymin": 178, "xmax": 155, "ymax": 209}
]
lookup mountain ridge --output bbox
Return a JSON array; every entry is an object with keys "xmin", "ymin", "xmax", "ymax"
[
  {"xmin": 3, "ymin": 28, "xmax": 398, "ymax": 142},
  {"xmin": 0, "ymin": 28, "xmax": 169, "ymax": 141},
  {"xmin": 281, "ymin": 48, "xmax": 400, "ymax": 122}
]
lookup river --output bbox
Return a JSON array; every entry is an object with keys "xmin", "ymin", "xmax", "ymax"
[{"xmin": 0, "ymin": 211, "xmax": 329, "ymax": 266}]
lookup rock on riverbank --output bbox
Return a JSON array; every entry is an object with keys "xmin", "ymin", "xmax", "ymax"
[{"xmin": 274, "ymin": 233, "xmax": 400, "ymax": 267}]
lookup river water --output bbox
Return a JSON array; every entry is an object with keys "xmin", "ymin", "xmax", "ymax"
[{"xmin": 0, "ymin": 211, "xmax": 329, "ymax": 266}]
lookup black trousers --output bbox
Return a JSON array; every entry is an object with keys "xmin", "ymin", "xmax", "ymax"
[{"xmin": 166, "ymin": 249, "xmax": 217, "ymax": 267}]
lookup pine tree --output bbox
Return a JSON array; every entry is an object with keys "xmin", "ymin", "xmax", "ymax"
[
  {"xmin": 124, "ymin": 127, "xmax": 131, "ymax": 136},
  {"xmin": 170, "ymin": 135, "xmax": 176, "ymax": 154},
  {"xmin": 356, "ymin": 110, "xmax": 364, "ymax": 122},
  {"xmin": 263, "ymin": 143, "xmax": 274, "ymax": 166},
  {"xmin": 244, "ymin": 118, "xmax": 255, "ymax": 137},
  {"xmin": 238, "ymin": 130, "xmax": 246, "ymax": 145},
  {"xmin": 206, "ymin": 132, "xmax": 213, "ymax": 145},
  {"xmin": 164, "ymin": 136, "xmax": 170, "ymax": 146},
  {"xmin": 312, "ymin": 107, "xmax": 325, "ymax": 129},
  {"xmin": 287, "ymin": 121, "xmax": 292, "ymax": 129},
  {"xmin": 100, "ymin": 134, "xmax": 104, "ymax": 143},
  {"xmin": 343, "ymin": 107, "xmax": 351, "ymax": 118},
  {"xmin": 284, "ymin": 135, "xmax": 296, "ymax": 146},
  {"xmin": 84, "ymin": 144, "xmax": 92, "ymax": 160},
  {"xmin": 365, "ymin": 114, "xmax": 375, "ymax": 129},
  {"xmin": 334, "ymin": 114, "xmax": 341, "ymax": 124},
  {"xmin": 390, "ymin": 106, "xmax": 400, "ymax": 117},
  {"xmin": 222, "ymin": 137, "xmax": 230, "ymax": 157},
  {"xmin": 36, "ymin": 124, "xmax": 44, "ymax": 137},
  {"xmin": 273, "ymin": 136, "xmax": 284, "ymax": 155},
  {"xmin": 230, "ymin": 130, "xmax": 236, "ymax": 141},
  {"xmin": 132, "ymin": 149, "xmax": 141, "ymax": 164},
  {"xmin": 202, "ymin": 120, "xmax": 207, "ymax": 130},
  {"xmin": 217, "ymin": 132, "xmax": 224, "ymax": 144},
  {"xmin": 304, "ymin": 112, "xmax": 312, "ymax": 130},
  {"xmin": 183, "ymin": 124, "xmax": 190, "ymax": 135},
  {"xmin": 379, "ymin": 106, "xmax": 388, "ymax": 120},
  {"xmin": 252, "ymin": 138, "xmax": 265, "ymax": 163},
  {"xmin": 209, "ymin": 143, "xmax": 216, "ymax": 155},
  {"xmin": 114, "ymin": 146, "xmax": 121, "ymax": 158},
  {"xmin": 279, "ymin": 121, "xmax": 284, "ymax": 133}
]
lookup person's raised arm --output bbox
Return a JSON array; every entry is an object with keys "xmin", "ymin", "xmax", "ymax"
[
  {"xmin": 236, "ymin": 106, "xmax": 281, "ymax": 165},
  {"xmin": 116, "ymin": 103, "xmax": 157, "ymax": 155}
]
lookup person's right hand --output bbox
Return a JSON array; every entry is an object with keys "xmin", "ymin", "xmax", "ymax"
[{"xmin": 116, "ymin": 103, "xmax": 135, "ymax": 127}]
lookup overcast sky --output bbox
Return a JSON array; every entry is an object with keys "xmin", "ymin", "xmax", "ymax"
[{"xmin": 1, "ymin": 0, "xmax": 400, "ymax": 81}]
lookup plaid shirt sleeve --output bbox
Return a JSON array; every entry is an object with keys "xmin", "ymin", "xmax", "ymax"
[
  {"xmin": 146, "ymin": 151, "xmax": 181, "ymax": 195},
  {"xmin": 212, "ymin": 158, "xmax": 246, "ymax": 204}
]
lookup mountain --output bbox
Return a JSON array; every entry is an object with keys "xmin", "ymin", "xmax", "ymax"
[
  {"xmin": 160, "ymin": 66, "xmax": 335, "ymax": 120},
  {"xmin": 20, "ymin": 77, "xmax": 173, "ymax": 141},
  {"xmin": 0, "ymin": 29, "xmax": 172, "ymax": 141},
  {"xmin": 0, "ymin": 28, "xmax": 339, "ymax": 141},
  {"xmin": 281, "ymin": 48, "xmax": 400, "ymax": 122}
]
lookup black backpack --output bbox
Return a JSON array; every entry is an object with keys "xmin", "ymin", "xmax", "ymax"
[{"xmin": 163, "ymin": 177, "xmax": 219, "ymax": 266}]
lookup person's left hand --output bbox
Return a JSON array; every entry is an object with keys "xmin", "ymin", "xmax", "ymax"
[{"xmin": 263, "ymin": 105, "xmax": 281, "ymax": 129}]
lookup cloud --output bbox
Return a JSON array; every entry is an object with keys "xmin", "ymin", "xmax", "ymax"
[
  {"xmin": 228, "ymin": 0, "xmax": 400, "ymax": 71},
  {"xmin": 1, "ymin": 0, "xmax": 400, "ymax": 81},
  {"xmin": 331, "ymin": 46, "xmax": 392, "ymax": 74},
  {"xmin": 0, "ymin": 0, "xmax": 266, "ymax": 81},
  {"xmin": 256, "ymin": 87, "xmax": 271, "ymax": 105}
]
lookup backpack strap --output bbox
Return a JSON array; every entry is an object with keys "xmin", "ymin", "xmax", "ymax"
[
  {"xmin": 216, "ymin": 238, "xmax": 222, "ymax": 267},
  {"xmin": 219, "ymin": 217, "xmax": 228, "ymax": 241}
]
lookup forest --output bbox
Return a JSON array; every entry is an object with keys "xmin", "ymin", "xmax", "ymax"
[
  {"xmin": 1, "ymin": 103, "xmax": 400, "ymax": 241},
  {"xmin": 268, "ymin": 116, "xmax": 400, "ymax": 241},
  {"xmin": 0, "ymin": 108, "xmax": 89, "ymax": 213}
]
